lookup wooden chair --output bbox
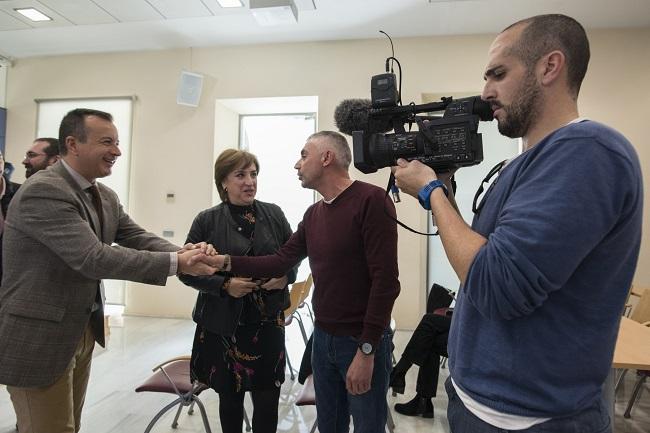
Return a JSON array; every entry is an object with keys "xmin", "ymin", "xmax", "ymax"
[
  {"xmin": 629, "ymin": 286, "xmax": 650, "ymax": 323},
  {"xmin": 616, "ymin": 287, "xmax": 650, "ymax": 418},
  {"xmin": 284, "ymin": 273, "xmax": 313, "ymax": 344},
  {"xmin": 284, "ymin": 274, "xmax": 313, "ymax": 379},
  {"xmin": 623, "ymin": 285, "xmax": 648, "ymax": 317}
]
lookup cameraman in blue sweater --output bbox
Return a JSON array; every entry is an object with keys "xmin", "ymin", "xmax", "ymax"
[{"xmin": 393, "ymin": 14, "xmax": 643, "ymax": 433}]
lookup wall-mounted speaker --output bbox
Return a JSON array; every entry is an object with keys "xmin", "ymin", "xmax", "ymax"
[{"xmin": 177, "ymin": 71, "xmax": 204, "ymax": 107}]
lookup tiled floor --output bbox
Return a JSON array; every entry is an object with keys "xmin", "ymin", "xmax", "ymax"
[{"xmin": 0, "ymin": 315, "xmax": 648, "ymax": 433}]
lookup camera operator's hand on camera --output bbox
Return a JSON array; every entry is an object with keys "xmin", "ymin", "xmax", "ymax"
[
  {"xmin": 224, "ymin": 277, "xmax": 257, "ymax": 298},
  {"xmin": 392, "ymin": 159, "xmax": 437, "ymax": 197},
  {"xmin": 437, "ymin": 168, "xmax": 458, "ymax": 186},
  {"xmin": 260, "ymin": 275, "xmax": 288, "ymax": 291}
]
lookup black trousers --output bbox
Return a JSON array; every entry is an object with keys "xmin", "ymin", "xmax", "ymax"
[
  {"xmin": 218, "ymin": 388, "xmax": 281, "ymax": 433},
  {"xmin": 401, "ymin": 313, "xmax": 451, "ymax": 398}
]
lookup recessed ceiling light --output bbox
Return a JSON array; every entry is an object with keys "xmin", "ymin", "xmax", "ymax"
[
  {"xmin": 15, "ymin": 8, "xmax": 52, "ymax": 22},
  {"xmin": 216, "ymin": 0, "xmax": 244, "ymax": 7},
  {"xmin": 250, "ymin": 0, "xmax": 298, "ymax": 26}
]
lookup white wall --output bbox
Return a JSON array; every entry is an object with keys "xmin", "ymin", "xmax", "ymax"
[
  {"xmin": 4, "ymin": 28, "xmax": 649, "ymax": 328},
  {"xmin": 0, "ymin": 64, "xmax": 6, "ymax": 109}
]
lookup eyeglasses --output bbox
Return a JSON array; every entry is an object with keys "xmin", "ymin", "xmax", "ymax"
[
  {"xmin": 472, "ymin": 159, "xmax": 507, "ymax": 215},
  {"xmin": 24, "ymin": 152, "xmax": 46, "ymax": 159}
]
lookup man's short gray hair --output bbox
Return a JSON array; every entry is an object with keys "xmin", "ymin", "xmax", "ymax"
[{"xmin": 308, "ymin": 131, "xmax": 352, "ymax": 169}]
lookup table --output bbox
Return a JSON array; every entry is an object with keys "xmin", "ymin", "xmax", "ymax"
[{"xmin": 612, "ymin": 316, "xmax": 650, "ymax": 369}]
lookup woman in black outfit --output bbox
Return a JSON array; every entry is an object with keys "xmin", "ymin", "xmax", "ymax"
[{"xmin": 179, "ymin": 149, "xmax": 297, "ymax": 433}]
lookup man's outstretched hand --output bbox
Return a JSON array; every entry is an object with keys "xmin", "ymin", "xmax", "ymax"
[{"xmin": 177, "ymin": 245, "xmax": 219, "ymax": 276}]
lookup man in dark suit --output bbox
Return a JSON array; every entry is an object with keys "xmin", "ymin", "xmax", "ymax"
[
  {"xmin": 0, "ymin": 150, "xmax": 20, "ymax": 283},
  {"xmin": 1, "ymin": 137, "xmax": 59, "ymax": 282},
  {"xmin": 0, "ymin": 108, "xmax": 216, "ymax": 433}
]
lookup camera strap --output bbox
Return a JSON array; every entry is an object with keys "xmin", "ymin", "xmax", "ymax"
[{"xmin": 384, "ymin": 173, "xmax": 440, "ymax": 236}]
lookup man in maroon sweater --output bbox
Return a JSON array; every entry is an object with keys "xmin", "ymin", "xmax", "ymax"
[{"xmin": 204, "ymin": 131, "xmax": 400, "ymax": 433}]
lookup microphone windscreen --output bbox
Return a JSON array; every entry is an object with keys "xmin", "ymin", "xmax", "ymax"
[{"xmin": 334, "ymin": 99, "xmax": 372, "ymax": 135}]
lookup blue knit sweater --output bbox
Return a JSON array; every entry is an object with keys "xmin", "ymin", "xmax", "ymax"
[{"xmin": 448, "ymin": 120, "xmax": 643, "ymax": 417}]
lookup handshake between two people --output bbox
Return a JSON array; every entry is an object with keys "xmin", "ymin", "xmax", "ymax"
[
  {"xmin": 175, "ymin": 243, "xmax": 288, "ymax": 295},
  {"xmin": 176, "ymin": 242, "xmax": 219, "ymax": 276}
]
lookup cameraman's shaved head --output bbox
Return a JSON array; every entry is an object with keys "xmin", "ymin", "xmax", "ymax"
[
  {"xmin": 308, "ymin": 130, "xmax": 352, "ymax": 169},
  {"xmin": 503, "ymin": 14, "xmax": 590, "ymax": 98}
]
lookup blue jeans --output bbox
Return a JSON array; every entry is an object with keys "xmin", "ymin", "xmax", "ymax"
[
  {"xmin": 311, "ymin": 325, "xmax": 392, "ymax": 433},
  {"xmin": 445, "ymin": 377, "xmax": 612, "ymax": 433}
]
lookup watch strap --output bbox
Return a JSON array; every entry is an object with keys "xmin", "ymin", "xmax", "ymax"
[{"xmin": 417, "ymin": 179, "xmax": 448, "ymax": 210}]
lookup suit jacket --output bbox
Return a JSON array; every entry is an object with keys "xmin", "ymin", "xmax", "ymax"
[
  {"xmin": 0, "ymin": 177, "xmax": 20, "ymax": 282},
  {"xmin": 0, "ymin": 161, "xmax": 179, "ymax": 387}
]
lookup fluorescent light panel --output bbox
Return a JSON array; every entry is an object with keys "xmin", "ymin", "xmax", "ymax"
[
  {"xmin": 15, "ymin": 8, "xmax": 52, "ymax": 22},
  {"xmin": 250, "ymin": 0, "xmax": 298, "ymax": 26},
  {"xmin": 216, "ymin": 0, "xmax": 244, "ymax": 7}
]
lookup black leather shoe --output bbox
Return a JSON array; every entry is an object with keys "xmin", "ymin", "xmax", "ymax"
[
  {"xmin": 394, "ymin": 395, "xmax": 434, "ymax": 418},
  {"xmin": 389, "ymin": 368, "xmax": 406, "ymax": 394}
]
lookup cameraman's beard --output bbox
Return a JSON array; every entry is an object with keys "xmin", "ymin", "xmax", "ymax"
[{"xmin": 497, "ymin": 72, "xmax": 542, "ymax": 139}]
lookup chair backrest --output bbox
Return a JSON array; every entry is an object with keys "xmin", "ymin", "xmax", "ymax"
[
  {"xmin": 630, "ymin": 289, "xmax": 650, "ymax": 324},
  {"xmin": 284, "ymin": 274, "xmax": 312, "ymax": 317},
  {"xmin": 630, "ymin": 285, "xmax": 647, "ymax": 297},
  {"xmin": 135, "ymin": 356, "xmax": 195, "ymax": 395},
  {"xmin": 299, "ymin": 273, "xmax": 313, "ymax": 305},
  {"xmin": 427, "ymin": 283, "xmax": 454, "ymax": 313}
]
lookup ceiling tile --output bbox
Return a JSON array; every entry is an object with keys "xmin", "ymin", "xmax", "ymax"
[
  {"xmin": 92, "ymin": 0, "xmax": 163, "ymax": 22},
  {"xmin": 0, "ymin": 9, "xmax": 30, "ymax": 31},
  {"xmin": 0, "ymin": 0, "xmax": 72, "ymax": 27},
  {"xmin": 146, "ymin": 0, "xmax": 213, "ymax": 19},
  {"xmin": 37, "ymin": 0, "xmax": 116, "ymax": 25},
  {"xmin": 293, "ymin": 0, "xmax": 315, "ymax": 11}
]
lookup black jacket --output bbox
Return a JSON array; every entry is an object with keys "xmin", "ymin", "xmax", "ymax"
[{"xmin": 179, "ymin": 200, "xmax": 297, "ymax": 336}]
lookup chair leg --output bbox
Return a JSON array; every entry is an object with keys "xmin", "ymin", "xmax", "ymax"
[
  {"xmin": 192, "ymin": 396, "xmax": 213, "ymax": 433},
  {"xmin": 143, "ymin": 398, "xmax": 183, "ymax": 433},
  {"xmin": 623, "ymin": 374, "xmax": 647, "ymax": 418},
  {"xmin": 188, "ymin": 399, "xmax": 196, "ymax": 415},
  {"xmin": 286, "ymin": 346, "xmax": 296, "ymax": 380},
  {"xmin": 310, "ymin": 420, "xmax": 318, "ymax": 433},
  {"xmin": 615, "ymin": 369, "xmax": 628, "ymax": 393},
  {"xmin": 243, "ymin": 406, "xmax": 252, "ymax": 432},
  {"xmin": 295, "ymin": 313, "xmax": 309, "ymax": 344},
  {"xmin": 305, "ymin": 303, "xmax": 314, "ymax": 324},
  {"xmin": 171, "ymin": 399, "xmax": 184, "ymax": 428},
  {"xmin": 440, "ymin": 357, "xmax": 448, "ymax": 369}
]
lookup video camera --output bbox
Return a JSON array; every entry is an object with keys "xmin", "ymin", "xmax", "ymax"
[{"xmin": 335, "ymin": 72, "xmax": 494, "ymax": 174}]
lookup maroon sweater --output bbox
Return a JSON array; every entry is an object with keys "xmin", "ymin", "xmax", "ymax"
[{"xmin": 231, "ymin": 181, "xmax": 400, "ymax": 346}]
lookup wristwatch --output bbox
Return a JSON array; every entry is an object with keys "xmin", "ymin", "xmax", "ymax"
[
  {"xmin": 358, "ymin": 342, "xmax": 374, "ymax": 355},
  {"xmin": 417, "ymin": 179, "xmax": 448, "ymax": 210}
]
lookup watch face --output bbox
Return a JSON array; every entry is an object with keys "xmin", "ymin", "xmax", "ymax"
[{"xmin": 361, "ymin": 342, "xmax": 373, "ymax": 355}]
